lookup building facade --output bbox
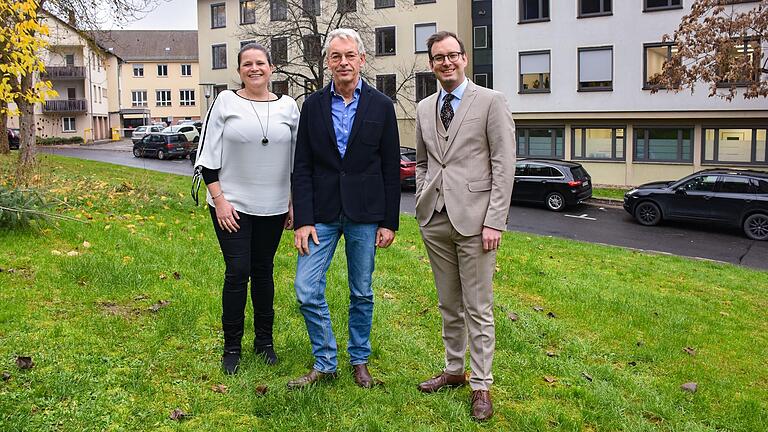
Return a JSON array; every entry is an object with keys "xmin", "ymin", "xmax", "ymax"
[{"xmin": 495, "ymin": 0, "xmax": 768, "ymax": 186}]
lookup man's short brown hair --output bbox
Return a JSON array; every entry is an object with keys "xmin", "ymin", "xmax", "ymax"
[{"xmin": 426, "ymin": 31, "xmax": 466, "ymax": 60}]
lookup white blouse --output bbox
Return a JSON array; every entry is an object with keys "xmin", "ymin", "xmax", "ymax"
[{"xmin": 195, "ymin": 90, "xmax": 299, "ymax": 216}]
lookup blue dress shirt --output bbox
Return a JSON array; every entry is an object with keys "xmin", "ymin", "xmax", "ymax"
[
  {"xmin": 437, "ymin": 78, "xmax": 469, "ymax": 121},
  {"xmin": 330, "ymin": 79, "xmax": 363, "ymax": 158}
]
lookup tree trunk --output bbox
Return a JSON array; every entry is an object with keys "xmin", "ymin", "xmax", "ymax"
[
  {"xmin": 15, "ymin": 72, "xmax": 37, "ymax": 186},
  {"xmin": 0, "ymin": 106, "xmax": 9, "ymax": 155}
]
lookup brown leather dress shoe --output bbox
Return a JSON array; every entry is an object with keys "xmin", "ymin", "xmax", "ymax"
[
  {"xmin": 353, "ymin": 364, "xmax": 373, "ymax": 388},
  {"xmin": 286, "ymin": 369, "xmax": 337, "ymax": 390},
  {"xmin": 471, "ymin": 390, "xmax": 493, "ymax": 421},
  {"xmin": 417, "ymin": 372, "xmax": 467, "ymax": 393}
]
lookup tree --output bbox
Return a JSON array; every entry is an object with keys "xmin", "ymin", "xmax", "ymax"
[{"xmin": 650, "ymin": 0, "xmax": 767, "ymax": 101}]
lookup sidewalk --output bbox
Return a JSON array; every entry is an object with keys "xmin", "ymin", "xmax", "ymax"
[{"xmin": 41, "ymin": 139, "xmax": 133, "ymax": 152}]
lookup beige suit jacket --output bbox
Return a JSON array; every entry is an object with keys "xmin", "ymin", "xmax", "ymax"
[{"xmin": 414, "ymin": 80, "xmax": 516, "ymax": 236}]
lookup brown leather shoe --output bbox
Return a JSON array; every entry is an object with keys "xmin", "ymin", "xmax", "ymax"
[
  {"xmin": 471, "ymin": 390, "xmax": 493, "ymax": 421},
  {"xmin": 417, "ymin": 372, "xmax": 467, "ymax": 393},
  {"xmin": 286, "ymin": 369, "xmax": 337, "ymax": 390},
  {"xmin": 352, "ymin": 364, "xmax": 373, "ymax": 388}
]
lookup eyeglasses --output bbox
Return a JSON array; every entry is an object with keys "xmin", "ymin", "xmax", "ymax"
[
  {"xmin": 328, "ymin": 52, "xmax": 359, "ymax": 63},
  {"xmin": 431, "ymin": 52, "xmax": 463, "ymax": 64}
]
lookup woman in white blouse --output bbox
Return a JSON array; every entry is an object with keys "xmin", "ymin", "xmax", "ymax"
[{"xmin": 195, "ymin": 43, "xmax": 299, "ymax": 374}]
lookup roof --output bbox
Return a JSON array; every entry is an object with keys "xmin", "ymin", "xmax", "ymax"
[{"xmin": 93, "ymin": 30, "xmax": 198, "ymax": 62}]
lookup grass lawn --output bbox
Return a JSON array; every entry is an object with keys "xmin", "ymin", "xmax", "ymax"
[
  {"xmin": 592, "ymin": 187, "xmax": 630, "ymax": 201},
  {"xmin": 1, "ymin": 154, "xmax": 767, "ymax": 431}
]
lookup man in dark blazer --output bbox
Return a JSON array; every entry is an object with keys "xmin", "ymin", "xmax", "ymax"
[{"xmin": 288, "ymin": 28, "xmax": 400, "ymax": 389}]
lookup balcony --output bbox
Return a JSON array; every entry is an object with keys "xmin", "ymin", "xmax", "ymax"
[
  {"xmin": 43, "ymin": 99, "xmax": 87, "ymax": 113},
  {"xmin": 41, "ymin": 66, "xmax": 86, "ymax": 80}
]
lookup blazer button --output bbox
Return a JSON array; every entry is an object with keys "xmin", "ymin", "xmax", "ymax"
[
  {"xmin": 436, "ymin": 187, "xmax": 440, "ymax": 192},
  {"xmin": 341, "ymin": 171, "xmax": 346, "ymax": 176},
  {"xmin": 444, "ymin": 136, "xmax": 448, "ymax": 141},
  {"xmin": 441, "ymin": 164, "xmax": 446, "ymax": 168}
]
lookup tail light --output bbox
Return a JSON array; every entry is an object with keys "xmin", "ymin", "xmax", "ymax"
[
  {"xmin": 567, "ymin": 180, "xmax": 583, "ymax": 188},
  {"xmin": 166, "ymin": 143, "xmax": 174, "ymax": 149}
]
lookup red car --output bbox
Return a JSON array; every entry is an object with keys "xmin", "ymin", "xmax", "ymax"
[{"xmin": 400, "ymin": 146, "xmax": 416, "ymax": 189}]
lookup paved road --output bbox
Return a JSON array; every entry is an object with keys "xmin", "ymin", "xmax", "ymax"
[{"xmin": 42, "ymin": 145, "xmax": 768, "ymax": 271}]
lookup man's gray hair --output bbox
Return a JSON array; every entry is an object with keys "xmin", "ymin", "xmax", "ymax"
[{"xmin": 323, "ymin": 28, "xmax": 366, "ymax": 57}]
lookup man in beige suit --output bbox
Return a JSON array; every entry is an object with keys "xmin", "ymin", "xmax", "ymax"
[{"xmin": 414, "ymin": 31, "xmax": 515, "ymax": 422}]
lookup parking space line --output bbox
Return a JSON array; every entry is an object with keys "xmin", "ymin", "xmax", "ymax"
[{"xmin": 564, "ymin": 213, "xmax": 597, "ymax": 221}]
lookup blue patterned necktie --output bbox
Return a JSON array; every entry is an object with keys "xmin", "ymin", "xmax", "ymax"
[{"xmin": 440, "ymin": 93, "xmax": 455, "ymax": 130}]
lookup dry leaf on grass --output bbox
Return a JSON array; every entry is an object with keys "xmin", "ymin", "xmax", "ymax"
[
  {"xmin": 543, "ymin": 375, "xmax": 557, "ymax": 384},
  {"xmin": 683, "ymin": 347, "xmax": 697, "ymax": 356},
  {"xmin": 149, "ymin": 300, "xmax": 170, "ymax": 312},
  {"xmin": 507, "ymin": 312, "xmax": 519, "ymax": 321},
  {"xmin": 15, "ymin": 356, "xmax": 34, "ymax": 369},
  {"xmin": 169, "ymin": 409, "xmax": 187, "ymax": 420},
  {"xmin": 681, "ymin": 382, "xmax": 697, "ymax": 393},
  {"xmin": 211, "ymin": 384, "xmax": 228, "ymax": 393},
  {"xmin": 255, "ymin": 385, "xmax": 268, "ymax": 396}
]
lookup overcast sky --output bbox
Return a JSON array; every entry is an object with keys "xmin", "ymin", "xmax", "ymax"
[{"xmin": 107, "ymin": 0, "xmax": 197, "ymax": 30}]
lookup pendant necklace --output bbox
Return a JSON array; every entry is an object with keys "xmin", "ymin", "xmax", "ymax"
[{"xmin": 248, "ymin": 98, "xmax": 270, "ymax": 145}]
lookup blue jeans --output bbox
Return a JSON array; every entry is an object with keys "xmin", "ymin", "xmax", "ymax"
[{"xmin": 294, "ymin": 216, "xmax": 377, "ymax": 373}]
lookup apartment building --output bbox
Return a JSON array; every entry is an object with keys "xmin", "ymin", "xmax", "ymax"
[
  {"xmin": 96, "ymin": 31, "xmax": 200, "ymax": 135},
  {"xmin": 495, "ymin": 0, "xmax": 768, "ymax": 186},
  {"xmin": 196, "ymin": 0, "xmax": 473, "ymax": 144},
  {"xmin": 7, "ymin": 12, "xmax": 116, "ymax": 141}
]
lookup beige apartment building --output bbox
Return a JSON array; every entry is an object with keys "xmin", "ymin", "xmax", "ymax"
[
  {"xmin": 7, "ymin": 12, "xmax": 116, "ymax": 141},
  {"xmin": 196, "ymin": 0, "xmax": 473, "ymax": 144},
  {"xmin": 96, "ymin": 31, "xmax": 200, "ymax": 136}
]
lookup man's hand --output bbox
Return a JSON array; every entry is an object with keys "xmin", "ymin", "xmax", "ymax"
[
  {"xmin": 294, "ymin": 225, "xmax": 319, "ymax": 256},
  {"xmin": 482, "ymin": 227, "xmax": 502, "ymax": 252},
  {"xmin": 375, "ymin": 227, "xmax": 395, "ymax": 248}
]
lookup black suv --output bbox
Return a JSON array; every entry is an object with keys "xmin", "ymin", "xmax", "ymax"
[
  {"xmin": 512, "ymin": 159, "xmax": 593, "ymax": 211},
  {"xmin": 623, "ymin": 169, "xmax": 768, "ymax": 240},
  {"xmin": 133, "ymin": 132, "xmax": 192, "ymax": 160}
]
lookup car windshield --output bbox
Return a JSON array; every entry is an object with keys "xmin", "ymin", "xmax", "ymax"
[
  {"xmin": 135, "ymin": 126, "xmax": 146, "ymax": 132},
  {"xmin": 167, "ymin": 135, "xmax": 182, "ymax": 143},
  {"xmin": 163, "ymin": 126, "xmax": 180, "ymax": 133}
]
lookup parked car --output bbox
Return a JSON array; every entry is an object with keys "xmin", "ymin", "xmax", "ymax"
[
  {"xmin": 131, "ymin": 125, "xmax": 163, "ymax": 143},
  {"xmin": 400, "ymin": 146, "xmax": 416, "ymax": 189},
  {"xmin": 162, "ymin": 125, "xmax": 199, "ymax": 143},
  {"xmin": 7, "ymin": 128, "xmax": 20, "ymax": 150},
  {"xmin": 132, "ymin": 132, "xmax": 192, "ymax": 160},
  {"xmin": 512, "ymin": 159, "xmax": 593, "ymax": 211},
  {"xmin": 623, "ymin": 169, "xmax": 768, "ymax": 240}
]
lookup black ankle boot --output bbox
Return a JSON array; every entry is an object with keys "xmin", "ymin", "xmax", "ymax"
[
  {"xmin": 254, "ymin": 344, "xmax": 278, "ymax": 365},
  {"xmin": 222, "ymin": 350, "xmax": 241, "ymax": 374}
]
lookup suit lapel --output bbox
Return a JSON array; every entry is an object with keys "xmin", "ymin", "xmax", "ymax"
[
  {"xmin": 443, "ymin": 81, "xmax": 478, "ymax": 156},
  {"xmin": 423, "ymin": 92, "xmax": 443, "ymax": 163},
  {"xmin": 346, "ymin": 80, "xmax": 371, "ymax": 153},
  {"xmin": 320, "ymin": 84, "xmax": 337, "ymax": 151}
]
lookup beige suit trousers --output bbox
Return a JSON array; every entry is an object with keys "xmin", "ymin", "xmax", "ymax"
[{"xmin": 419, "ymin": 210, "xmax": 496, "ymax": 391}]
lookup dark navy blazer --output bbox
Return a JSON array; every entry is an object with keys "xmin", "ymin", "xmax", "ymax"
[{"xmin": 292, "ymin": 80, "xmax": 400, "ymax": 231}]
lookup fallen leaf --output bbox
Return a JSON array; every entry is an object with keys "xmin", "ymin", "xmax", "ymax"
[
  {"xmin": 255, "ymin": 385, "xmax": 268, "ymax": 396},
  {"xmin": 82, "ymin": 241, "xmax": 91, "ymax": 248},
  {"xmin": 211, "ymin": 384, "xmax": 228, "ymax": 393},
  {"xmin": 495, "ymin": 265, "xmax": 500, "ymax": 273},
  {"xmin": 133, "ymin": 294, "xmax": 148, "ymax": 301},
  {"xmin": 543, "ymin": 375, "xmax": 557, "ymax": 384},
  {"xmin": 533, "ymin": 305, "xmax": 544, "ymax": 312},
  {"xmin": 681, "ymin": 382, "xmax": 697, "ymax": 393},
  {"xmin": 2, "ymin": 371, "xmax": 10, "ymax": 381},
  {"xmin": 628, "ymin": 361, "xmax": 637, "ymax": 367},
  {"xmin": 149, "ymin": 300, "xmax": 170, "ymax": 312},
  {"xmin": 417, "ymin": 308, "xmax": 429, "ymax": 316},
  {"xmin": 683, "ymin": 347, "xmax": 696, "ymax": 356},
  {"xmin": 66, "ymin": 251, "xmax": 79, "ymax": 257},
  {"xmin": 547, "ymin": 311, "xmax": 557, "ymax": 319},
  {"xmin": 507, "ymin": 312, "xmax": 519, "ymax": 321},
  {"xmin": 173, "ymin": 271, "xmax": 181, "ymax": 280},
  {"xmin": 720, "ymin": 311, "xmax": 729, "ymax": 316},
  {"xmin": 51, "ymin": 250, "xmax": 63, "ymax": 256},
  {"xmin": 159, "ymin": 273, "xmax": 167, "ymax": 280},
  {"xmin": 169, "ymin": 409, "xmax": 187, "ymax": 420},
  {"xmin": 546, "ymin": 350, "xmax": 557, "ymax": 357},
  {"xmin": 636, "ymin": 340, "xmax": 644, "ymax": 347},
  {"xmin": 581, "ymin": 372, "xmax": 593, "ymax": 382},
  {"xmin": 15, "ymin": 356, "xmax": 34, "ymax": 369},
  {"xmin": 382, "ymin": 292, "xmax": 394, "ymax": 300}
]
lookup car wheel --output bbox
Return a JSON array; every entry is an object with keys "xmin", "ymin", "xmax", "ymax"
[
  {"xmin": 133, "ymin": 148, "xmax": 141, "ymax": 158},
  {"xmin": 634, "ymin": 201, "xmax": 662, "ymax": 226},
  {"xmin": 545, "ymin": 192, "xmax": 566, "ymax": 212},
  {"xmin": 743, "ymin": 213, "xmax": 768, "ymax": 241},
  {"xmin": 157, "ymin": 150, "xmax": 166, "ymax": 160}
]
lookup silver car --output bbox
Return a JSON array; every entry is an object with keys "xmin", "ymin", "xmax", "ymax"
[{"xmin": 131, "ymin": 125, "xmax": 163, "ymax": 143}]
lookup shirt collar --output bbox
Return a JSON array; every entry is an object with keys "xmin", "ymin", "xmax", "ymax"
[
  {"xmin": 331, "ymin": 78, "xmax": 363, "ymax": 98},
  {"xmin": 439, "ymin": 77, "xmax": 469, "ymax": 102}
]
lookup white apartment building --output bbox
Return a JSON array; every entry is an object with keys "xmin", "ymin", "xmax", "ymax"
[{"xmin": 495, "ymin": 0, "xmax": 768, "ymax": 186}]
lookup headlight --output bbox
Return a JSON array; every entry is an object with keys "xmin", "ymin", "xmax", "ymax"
[{"xmin": 625, "ymin": 188, "xmax": 639, "ymax": 196}]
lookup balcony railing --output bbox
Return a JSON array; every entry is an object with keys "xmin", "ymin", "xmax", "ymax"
[
  {"xmin": 41, "ymin": 66, "xmax": 86, "ymax": 79},
  {"xmin": 43, "ymin": 99, "xmax": 87, "ymax": 113}
]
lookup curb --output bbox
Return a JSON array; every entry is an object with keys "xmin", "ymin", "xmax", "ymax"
[{"xmin": 584, "ymin": 197, "xmax": 623, "ymax": 208}]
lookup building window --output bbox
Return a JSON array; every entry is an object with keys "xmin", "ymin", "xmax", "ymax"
[
  {"xmin": 240, "ymin": 0, "xmax": 256, "ymax": 24},
  {"xmin": 416, "ymin": 72, "xmax": 437, "ymax": 102},
  {"xmin": 579, "ymin": 0, "xmax": 612, "ymax": 17},
  {"xmin": 211, "ymin": 3, "xmax": 226, "ymax": 28},
  {"xmin": 132, "ymin": 64, "xmax": 144, "ymax": 77},
  {"xmin": 156, "ymin": 90, "xmax": 171, "ymax": 107},
  {"xmin": 520, "ymin": 0, "xmax": 550, "ymax": 23},
  {"xmin": 212, "ymin": 44, "xmax": 227, "ymax": 69},
  {"xmin": 62, "ymin": 117, "xmax": 76, "ymax": 132},
  {"xmin": 718, "ymin": 40, "xmax": 761, "ymax": 85},
  {"xmin": 180, "ymin": 90, "xmax": 196, "ymax": 106},
  {"xmin": 157, "ymin": 64, "xmax": 168, "ymax": 77},
  {"xmin": 213, "ymin": 85, "xmax": 228, "ymax": 99},
  {"xmin": 271, "ymin": 0, "xmax": 287, "ymax": 20},
  {"xmin": 302, "ymin": 0, "xmax": 321, "ymax": 16},
  {"xmin": 572, "ymin": 127, "xmax": 625, "ymax": 160},
  {"xmin": 644, "ymin": 0, "xmax": 682, "ymax": 12},
  {"xmin": 704, "ymin": 128, "xmax": 768, "ymax": 165},
  {"xmin": 302, "ymin": 35, "xmax": 321, "ymax": 62},
  {"xmin": 474, "ymin": 73, "xmax": 489, "ymax": 88},
  {"xmin": 578, "ymin": 46, "xmax": 613, "ymax": 91},
  {"xmin": 337, "ymin": 0, "xmax": 356, "ymax": 13},
  {"xmin": 517, "ymin": 128, "xmax": 564, "ymax": 158},
  {"xmin": 272, "ymin": 80, "xmax": 289, "ymax": 95},
  {"xmin": 181, "ymin": 64, "xmax": 192, "ymax": 76},
  {"xmin": 376, "ymin": 74, "xmax": 397, "ymax": 101},
  {"xmin": 65, "ymin": 54, "xmax": 75, "ymax": 66},
  {"xmin": 519, "ymin": 51, "xmax": 550, "ymax": 93},
  {"xmin": 376, "ymin": 27, "xmax": 396, "ymax": 56},
  {"xmin": 131, "ymin": 90, "xmax": 147, "ymax": 107},
  {"xmin": 634, "ymin": 127, "xmax": 693, "ymax": 162},
  {"xmin": 271, "ymin": 37, "xmax": 288, "ymax": 64},
  {"xmin": 644, "ymin": 43, "xmax": 679, "ymax": 89},
  {"xmin": 473, "ymin": 26, "xmax": 488, "ymax": 49},
  {"xmin": 415, "ymin": 23, "xmax": 436, "ymax": 53},
  {"xmin": 415, "ymin": 0, "xmax": 436, "ymax": 4},
  {"xmin": 375, "ymin": 0, "xmax": 395, "ymax": 8}
]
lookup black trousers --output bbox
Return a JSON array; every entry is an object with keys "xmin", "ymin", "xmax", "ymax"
[{"xmin": 209, "ymin": 207, "xmax": 285, "ymax": 352}]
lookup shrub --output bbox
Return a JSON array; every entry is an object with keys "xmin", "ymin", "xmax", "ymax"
[
  {"xmin": 35, "ymin": 136, "xmax": 84, "ymax": 146},
  {"xmin": 0, "ymin": 186, "xmax": 51, "ymax": 229}
]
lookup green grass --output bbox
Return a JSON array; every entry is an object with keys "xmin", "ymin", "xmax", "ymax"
[
  {"xmin": 592, "ymin": 187, "xmax": 630, "ymax": 201},
  {"xmin": 1, "ymin": 154, "xmax": 767, "ymax": 431}
]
